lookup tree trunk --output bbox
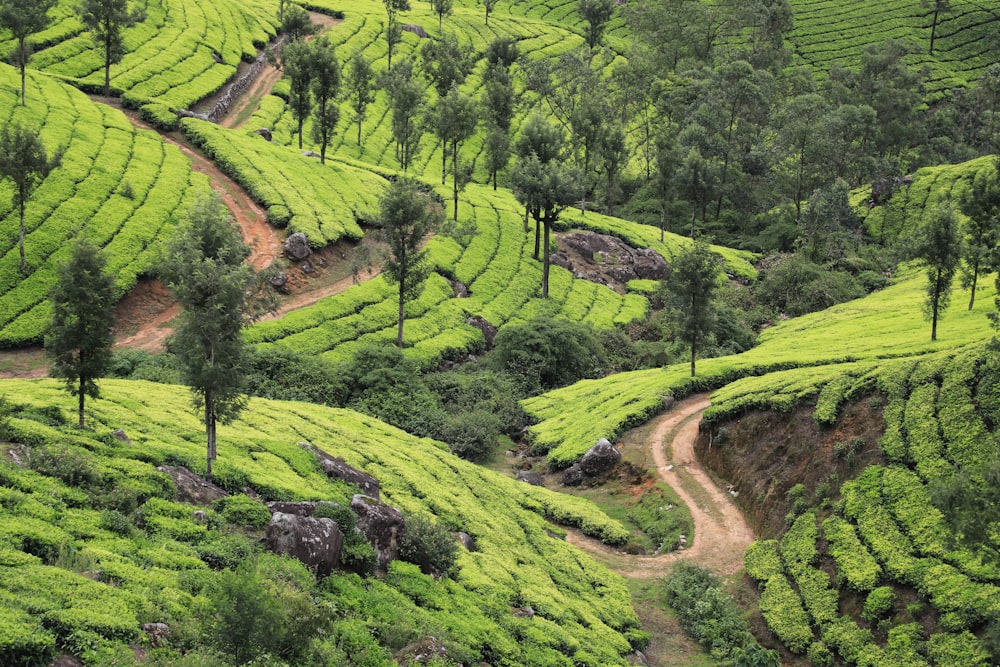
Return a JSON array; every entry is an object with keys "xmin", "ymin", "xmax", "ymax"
[
  {"xmin": 298, "ymin": 119, "xmax": 304, "ymax": 149},
  {"xmin": 690, "ymin": 338, "xmax": 696, "ymax": 377},
  {"xmin": 452, "ymin": 140, "xmax": 459, "ymax": 220},
  {"xmin": 660, "ymin": 206, "xmax": 666, "ymax": 242},
  {"xmin": 442, "ymin": 143, "xmax": 447, "ymax": 185},
  {"xmin": 104, "ymin": 38, "xmax": 112, "ymax": 97},
  {"xmin": 931, "ymin": 278, "xmax": 939, "ymax": 341},
  {"xmin": 969, "ymin": 261, "xmax": 978, "ymax": 310},
  {"xmin": 78, "ymin": 382, "xmax": 86, "ymax": 429},
  {"xmin": 205, "ymin": 397, "xmax": 216, "ymax": 482},
  {"xmin": 19, "ymin": 40, "xmax": 26, "ymax": 106},
  {"xmin": 397, "ymin": 277, "xmax": 406, "ymax": 348},
  {"xmin": 930, "ymin": 9, "xmax": 939, "ymax": 54},
  {"xmin": 534, "ymin": 217, "xmax": 541, "ymax": 260},
  {"xmin": 541, "ymin": 219, "xmax": 550, "ymax": 297},
  {"xmin": 524, "ymin": 205, "xmax": 529, "ymax": 233},
  {"xmin": 18, "ymin": 199, "xmax": 26, "ymax": 274},
  {"xmin": 358, "ymin": 116, "xmax": 363, "ymax": 146}
]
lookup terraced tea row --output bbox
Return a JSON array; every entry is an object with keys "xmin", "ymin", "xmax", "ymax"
[
  {"xmin": 524, "ymin": 264, "xmax": 996, "ymax": 467},
  {"xmin": 738, "ymin": 343, "xmax": 999, "ymax": 665},
  {"xmin": 0, "ymin": 378, "xmax": 640, "ymax": 665},
  {"xmin": 245, "ymin": 182, "xmax": 652, "ymax": 367},
  {"xmin": 788, "ymin": 0, "xmax": 998, "ymax": 99},
  {"xmin": 0, "ymin": 66, "xmax": 206, "ymax": 347}
]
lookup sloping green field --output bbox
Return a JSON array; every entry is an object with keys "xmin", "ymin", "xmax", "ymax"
[
  {"xmin": 0, "ymin": 378, "xmax": 640, "ymax": 665},
  {"xmin": 0, "ymin": 65, "xmax": 207, "ymax": 347},
  {"xmin": 524, "ymin": 263, "xmax": 997, "ymax": 466},
  {"xmin": 2, "ymin": 0, "xmax": 277, "ymax": 110},
  {"xmin": 788, "ymin": 0, "xmax": 999, "ymax": 99}
]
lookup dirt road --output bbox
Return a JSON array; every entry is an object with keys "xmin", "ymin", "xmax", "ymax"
[{"xmin": 566, "ymin": 395, "xmax": 754, "ymax": 578}]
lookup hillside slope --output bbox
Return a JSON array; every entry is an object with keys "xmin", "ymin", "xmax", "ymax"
[
  {"xmin": 0, "ymin": 378, "xmax": 643, "ymax": 665},
  {"xmin": 0, "ymin": 65, "xmax": 208, "ymax": 347}
]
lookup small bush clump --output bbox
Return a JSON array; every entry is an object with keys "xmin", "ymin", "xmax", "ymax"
[
  {"xmin": 213, "ymin": 495, "xmax": 271, "ymax": 529},
  {"xmin": 398, "ymin": 512, "xmax": 457, "ymax": 577}
]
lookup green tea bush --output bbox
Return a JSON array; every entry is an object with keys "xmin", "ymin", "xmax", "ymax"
[
  {"xmin": 862, "ymin": 586, "xmax": 895, "ymax": 622},
  {"xmin": 0, "ymin": 606, "xmax": 55, "ymax": 667},
  {"xmin": 398, "ymin": 512, "xmax": 458, "ymax": 577},
  {"xmin": 198, "ymin": 535, "xmax": 257, "ymax": 570},
  {"xmin": 213, "ymin": 495, "xmax": 271, "ymax": 529},
  {"xmin": 313, "ymin": 503, "xmax": 377, "ymax": 575},
  {"xmin": 440, "ymin": 410, "xmax": 503, "ymax": 462},
  {"xmin": 27, "ymin": 444, "xmax": 99, "ymax": 489},
  {"xmin": 490, "ymin": 315, "xmax": 607, "ymax": 393}
]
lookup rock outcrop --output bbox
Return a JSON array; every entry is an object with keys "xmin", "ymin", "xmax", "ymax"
[
  {"xmin": 284, "ymin": 232, "xmax": 313, "ymax": 261},
  {"xmin": 579, "ymin": 438, "xmax": 621, "ymax": 476},
  {"xmin": 305, "ymin": 444, "xmax": 381, "ymax": 499},
  {"xmin": 466, "ymin": 315, "xmax": 497, "ymax": 350},
  {"xmin": 555, "ymin": 233, "xmax": 669, "ymax": 287},
  {"xmin": 351, "ymin": 494, "xmax": 404, "ymax": 569},
  {"xmin": 156, "ymin": 465, "xmax": 227, "ymax": 505},
  {"xmin": 265, "ymin": 512, "xmax": 344, "ymax": 577}
]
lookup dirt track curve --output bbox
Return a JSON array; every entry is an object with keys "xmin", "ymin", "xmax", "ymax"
[{"xmin": 566, "ymin": 394, "xmax": 754, "ymax": 578}]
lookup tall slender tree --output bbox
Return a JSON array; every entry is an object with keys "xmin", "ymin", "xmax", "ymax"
[
  {"xmin": 915, "ymin": 201, "xmax": 961, "ymax": 341},
  {"xmin": 510, "ymin": 150, "xmax": 582, "ymax": 298},
  {"xmin": 46, "ymin": 238, "xmax": 117, "ymax": 429},
  {"xmin": 438, "ymin": 86, "xmax": 478, "ymax": 220},
  {"xmin": 309, "ymin": 37, "xmax": 341, "ymax": 164},
  {"xmin": 0, "ymin": 0, "xmax": 56, "ymax": 105},
  {"xmin": 665, "ymin": 239, "xmax": 722, "ymax": 377},
  {"xmin": 430, "ymin": 0, "xmax": 453, "ymax": 32},
  {"xmin": 375, "ymin": 179, "xmax": 444, "ymax": 347},
  {"xmin": 579, "ymin": 0, "xmax": 614, "ymax": 52},
  {"xmin": 513, "ymin": 112, "xmax": 563, "ymax": 250},
  {"xmin": 0, "ymin": 122, "xmax": 60, "ymax": 274},
  {"xmin": 382, "ymin": 0, "xmax": 411, "ymax": 70},
  {"xmin": 79, "ymin": 0, "xmax": 145, "ymax": 98},
  {"xmin": 160, "ymin": 196, "xmax": 262, "ymax": 481},
  {"xmin": 279, "ymin": 39, "xmax": 313, "ymax": 150},
  {"xmin": 922, "ymin": 0, "xmax": 952, "ymax": 54},
  {"xmin": 959, "ymin": 166, "xmax": 1000, "ymax": 310},
  {"xmin": 345, "ymin": 51, "xmax": 375, "ymax": 147},
  {"xmin": 383, "ymin": 60, "xmax": 425, "ymax": 173}
]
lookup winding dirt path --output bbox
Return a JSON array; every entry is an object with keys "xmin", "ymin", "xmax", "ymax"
[{"xmin": 566, "ymin": 395, "xmax": 754, "ymax": 578}]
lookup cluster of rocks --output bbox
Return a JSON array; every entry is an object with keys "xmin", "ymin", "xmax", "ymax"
[
  {"xmin": 551, "ymin": 233, "xmax": 668, "ymax": 287},
  {"xmin": 204, "ymin": 37, "xmax": 286, "ymax": 123},
  {"xmin": 512, "ymin": 438, "xmax": 623, "ymax": 488},
  {"xmin": 561, "ymin": 438, "xmax": 622, "ymax": 486}
]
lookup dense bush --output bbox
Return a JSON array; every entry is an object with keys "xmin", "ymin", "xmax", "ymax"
[
  {"xmin": 213, "ymin": 495, "xmax": 271, "ymax": 529},
  {"xmin": 490, "ymin": 315, "xmax": 608, "ymax": 393},
  {"xmin": 398, "ymin": 512, "xmax": 458, "ymax": 577},
  {"xmin": 662, "ymin": 562, "xmax": 774, "ymax": 662},
  {"xmin": 753, "ymin": 254, "xmax": 866, "ymax": 318},
  {"xmin": 244, "ymin": 346, "xmax": 344, "ymax": 406},
  {"xmin": 313, "ymin": 502, "xmax": 378, "ymax": 575}
]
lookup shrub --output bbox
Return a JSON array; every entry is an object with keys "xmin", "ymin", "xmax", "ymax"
[
  {"xmin": 198, "ymin": 535, "xmax": 257, "ymax": 570},
  {"xmin": 863, "ymin": 586, "xmax": 896, "ymax": 622},
  {"xmin": 28, "ymin": 445, "xmax": 100, "ymax": 489},
  {"xmin": 398, "ymin": 512, "xmax": 458, "ymax": 577},
  {"xmin": 99, "ymin": 509, "xmax": 135, "ymax": 537},
  {"xmin": 490, "ymin": 315, "xmax": 607, "ymax": 393},
  {"xmin": 662, "ymin": 562, "xmax": 760, "ymax": 661},
  {"xmin": 441, "ymin": 410, "xmax": 502, "ymax": 462},
  {"xmin": 213, "ymin": 495, "xmax": 271, "ymax": 529},
  {"xmin": 753, "ymin": 254, "xmax": 864, "ymax": 317}
]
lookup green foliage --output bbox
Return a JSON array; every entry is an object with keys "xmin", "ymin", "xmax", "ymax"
[
  {"xmin": 623, "ymin": 483, "xmax": 690, "ymax": 554},
  {"xmin": 213, "ymin": 494, "xmax": 270, "ymax": 529},
  {"xmin": 46, "ymin": 237, "xmax": 116, "ymax": 428},
  {"xmin": 375, "ymin": 178, "xmax": 446, "ymax": 347},
  {"xmin": 862, "ymin": 586, "xmax": 895, "ymax": 622},
  {"xmin": 914, "ymin": 201, "xmax": 962, "ymax": 340},
  {"xmin": 663, "ymin": 562, "xmax": 770, "ymax": 661},
  {"xmin": 160, "ymin": 194, "xmax": 258, "ymax": 480},
  {"xmin": 753, "ymin": 253, "xmax": 866, "ymax": 318},
  {"xmin": 398, "ymin": 511, "xmax": 458, "ymax": 577},
  {"xmin": 663, "ymin": 239, "xmax": 722, "ymax": 376},
  {"xmin": 490, "ymin": 314, "xmax": 607, "ymax": 393}
]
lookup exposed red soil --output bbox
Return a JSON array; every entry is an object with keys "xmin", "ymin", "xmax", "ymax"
[{"xmin": 566, "ymin": 395, "xmax": 755, "ymax": 578}]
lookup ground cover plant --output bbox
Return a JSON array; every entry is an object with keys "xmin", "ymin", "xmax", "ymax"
[
  {"xmin": 0, "ymin": 377, "xmax": 643, "ymax": 665},
  {"xmin": 0, "ymin": 64, "xmax": 207, "ymax": 347}
]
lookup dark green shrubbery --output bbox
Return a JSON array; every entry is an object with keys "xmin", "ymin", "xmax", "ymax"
[
  {"xmin": 212, "ymin": 495, "xmax": 271, "ymax": 529},
  {"xmin": 663, "ymin": 562, "xmax": 778, "ymax": 664},
  {"xmin": 398, "ymin": 511, "xmax": 458, "ymax": 577},
  {"xmin": 489, "ymin": 315, "xmax": 607, "ymax": 393}
]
